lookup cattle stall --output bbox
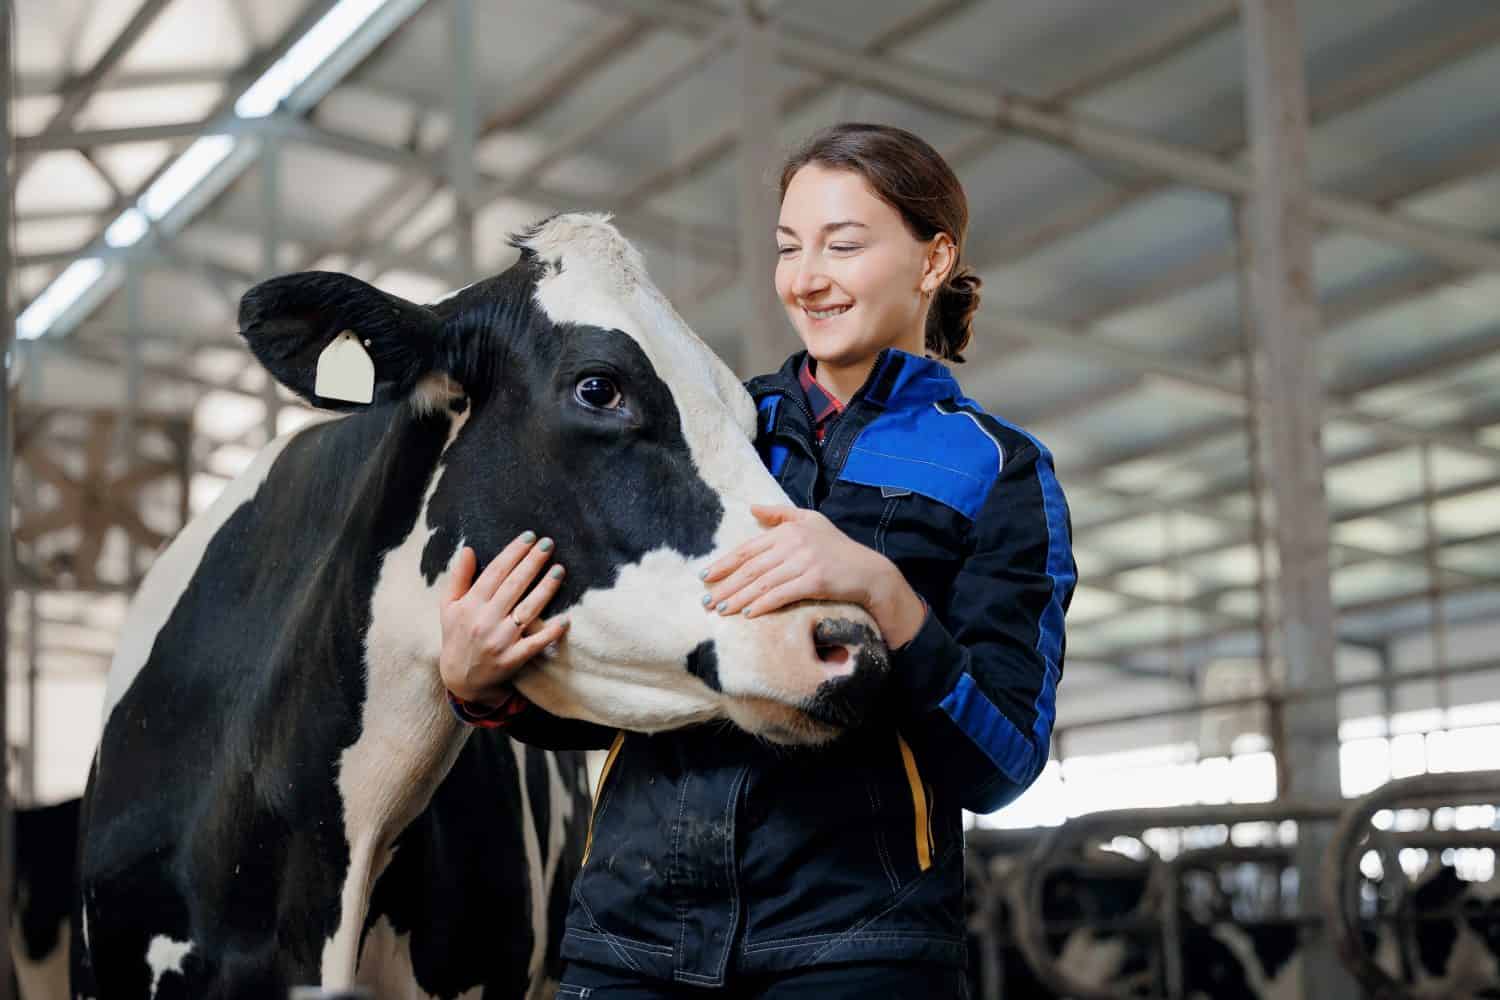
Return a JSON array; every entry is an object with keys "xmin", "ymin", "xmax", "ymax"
[
  {"xmin": 6, "ymin": 1, "xmax": 1500, "ymax": 998},
  {"xmin": 964, "ymin": 772, "xmax": 1500, "ymax": 999}
]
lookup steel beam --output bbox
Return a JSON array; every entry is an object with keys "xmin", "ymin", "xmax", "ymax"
[
  {"xmin": 734, "ymin": 2, "xmax": 791, "ymax": 377},
  {"xmin": 15, "ymin": 0, "xmax": 176, "ymax": 183},
  {"xmin": 976, "ymin": 7, "xmax": 1500, "ymax": 272},
  {"xmin": 305, "ymin": 16, "xmax": 652, "ymax": 279},
  {"xmin": 972, "ymin": 310, "xmax": 1500, "ymax": 462},
  {"xmin": 595, "ymin": 0, "xmax": 1500, "ymax": 274},
  {"xmin": 449, "ymin": 0, "xmax": 478, "ymax": 283}
]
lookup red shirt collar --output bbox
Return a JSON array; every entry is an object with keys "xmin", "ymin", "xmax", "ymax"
[{"xmin": 797, "ymin": 356, "xmax": 846, "ymax": 442}]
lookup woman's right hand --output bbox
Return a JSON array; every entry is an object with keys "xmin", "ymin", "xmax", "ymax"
[{"xmin": 439, "ymin": 532, "xmax": 569, "ymax": 706}]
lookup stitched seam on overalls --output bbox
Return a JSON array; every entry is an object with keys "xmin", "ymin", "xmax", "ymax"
[
  {"xmin": 866, "ymin": 775, "xmax": 901, "ymax": 894},
  {"xmin": 569, "ymin": 892, "xmax": 645, "ymax": 971}
]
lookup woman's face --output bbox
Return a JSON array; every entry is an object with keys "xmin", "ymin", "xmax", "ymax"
[{"xmin": 775, "ymin": 164, "xmax": 951, "ymax": 371}]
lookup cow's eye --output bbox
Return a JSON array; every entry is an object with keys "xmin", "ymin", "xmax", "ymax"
[{"xmin": 575, "ymin": 375, "xmax": 622, "ymax": 410}]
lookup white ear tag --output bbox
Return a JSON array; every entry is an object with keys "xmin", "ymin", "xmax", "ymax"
[{"xmin": 314, "ymin": 330, "xmax": 375, "ymax": 404}]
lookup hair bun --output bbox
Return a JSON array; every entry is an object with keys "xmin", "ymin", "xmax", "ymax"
[{"xmin": 926, "ymin": 267, "xmax": 981, "ymax": 363}]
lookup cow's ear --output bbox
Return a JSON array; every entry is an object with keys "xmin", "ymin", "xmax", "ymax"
[{"xmin": 238, "ymin": 271, "xmax": 445, "ymax": 410}]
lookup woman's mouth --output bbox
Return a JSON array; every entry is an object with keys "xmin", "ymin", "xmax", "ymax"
[{"xmin": 805, "ymin": 304, "xmax": 851, "ymax": 321}]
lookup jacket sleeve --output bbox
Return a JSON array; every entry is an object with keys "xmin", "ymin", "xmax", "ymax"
[
  {"xmin": 448, "ymin": 689, "xmax": 619, "ymax": 751},
  {"xmin": 890, "ymin": 437, "xmax": 1076, "ymax": 815}
]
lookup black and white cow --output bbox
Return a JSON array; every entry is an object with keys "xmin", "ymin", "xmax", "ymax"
[
  {"xmin": 979, "ymin": 847, "xmax": 1500, "ymax": 1000},
  {"xmin": 76, "ymin": 214, "xmax": 887, "ymax": 998},
  {"xmin": 978, "ymin": 852, "xmax": 1305, "ymax": 1000},
  {"xmin": 1371, "ymin": 863, "xmax": 1500, "ymax": 998},
  {"xmin": 11, "ymin": 797, "xmax": 80, "ymax": 1000}
]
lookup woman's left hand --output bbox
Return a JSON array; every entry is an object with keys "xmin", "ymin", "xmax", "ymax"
[{"xmin": 700, "ymin": 505, "xmax": 927, "ymax": 647}]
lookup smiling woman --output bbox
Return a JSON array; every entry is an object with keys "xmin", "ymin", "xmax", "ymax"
[{"xmin": 441, "ymin": 123, "xmax": 1077, "ymax": 999}]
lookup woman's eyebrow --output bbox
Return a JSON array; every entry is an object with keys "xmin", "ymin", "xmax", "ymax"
[{"xmin": 776, "ymin": 221, "xmax": 869, "ymax": 237}]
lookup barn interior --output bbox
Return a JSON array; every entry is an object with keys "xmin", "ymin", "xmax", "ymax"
[{"xmin": 4, "ymin": 0, "xmax": 1500, "ymax": 997}]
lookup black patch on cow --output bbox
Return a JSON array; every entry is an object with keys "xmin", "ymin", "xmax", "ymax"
[
  {"xmin": 1245, "ymin": 922, "xmax": 1302, "ymax": 981},
  {"xmin": 364, "ymin": 734, "xmax": 589, "ymax": 998},
  {"xmin": 417, "ymin": 259, "xmax": 723, "ymax": 605},
  {"xmin": 1412, "ymin": 866, "xmax": 1464, "ymax": 976},
  {"xmin": 803, "ymin": 619, "xmax": 886, "ymax": 728},
  {"xmin": 13, "ymin": 797, "xmax": 80, "ymax": 963},
  {"xmin": 81, "ymin": 405, "xmax": 457, "ymax": 992},
  {"xmin": 686, "ymin": 641, "xmax": 721, "ymax": 692}
]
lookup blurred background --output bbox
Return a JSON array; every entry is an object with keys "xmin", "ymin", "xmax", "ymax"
[{"xmin": 4, "ymin": 1, "xmax": 1500, "ymax": 996}]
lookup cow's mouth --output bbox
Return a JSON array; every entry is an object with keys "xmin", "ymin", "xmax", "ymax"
[{"xmin": 730, "ymin": 695, "xmax": 841, "ymax": 746}]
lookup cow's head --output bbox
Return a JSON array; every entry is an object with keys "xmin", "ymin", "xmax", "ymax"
[{"xmin": 239, "ymin": 213, "xmax": 888, "ymax": 744}]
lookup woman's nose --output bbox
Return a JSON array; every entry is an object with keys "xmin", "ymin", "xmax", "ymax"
[{"xmin": 791, "ymin": 259, "xmax": 829, "ymax": 298}]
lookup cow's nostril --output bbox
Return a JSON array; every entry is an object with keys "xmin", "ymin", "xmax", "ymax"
[{"xmin": 814, "ymin": 642, "xmax": 851, "ymax": 668}]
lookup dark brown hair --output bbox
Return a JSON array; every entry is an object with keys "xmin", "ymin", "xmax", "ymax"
[{"xmin": 778, "ymin": 122, "xmax": 980, "ymax": 362}]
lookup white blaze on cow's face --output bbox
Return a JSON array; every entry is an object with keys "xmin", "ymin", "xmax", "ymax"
[{"xmin": 488, "ymin": 214, "xmax": 888, "ymax": 744}]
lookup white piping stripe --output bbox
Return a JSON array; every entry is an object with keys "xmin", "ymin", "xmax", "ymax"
[{"xmin": 934, "ymin": 401, "xmax": 1005, "ymax": 469}]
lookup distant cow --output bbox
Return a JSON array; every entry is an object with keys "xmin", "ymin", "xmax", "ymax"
[
  {"xmin": 11, "ymin": 798, "xmax": 79, "ymax": 1000},
  {"xmin": 75, "ymin": 214, "xmax": 887, "ymax": 998},
  {"xmin": 977, "ymin": 852, "xmax": 1305, "ymax": 1000},
  {"xmin": 979, "ymin": 847, "xmax": 1500, "ymax": 1000},
  {"xmin": 1371, "ymin": 863, "xmax": 1500, "ymax": 998}
]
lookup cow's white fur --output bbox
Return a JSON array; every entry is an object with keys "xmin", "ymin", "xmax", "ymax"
[
  {"xmin": 145, "ymin": 935, "xmax": 192, "ymax": 998},
  {"xmin": 102, "ymin": 432, "xmax": 302, "ymax": 722},
  {"xmin": 1207, "ymin": 924, "xmax": 1301, "ymax": 1000},
  {"xmin": 510, "ymin": 741, "xmax": 548, "ymax": 992},
  {"xmin": 322, "ymin": 411, "xmax": 474, "ymax": 988}
]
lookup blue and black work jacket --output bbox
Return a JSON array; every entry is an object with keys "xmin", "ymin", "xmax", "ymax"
[{"xmin": 472, "ymin": 348, "xmax": 1077, "ymax": 986}]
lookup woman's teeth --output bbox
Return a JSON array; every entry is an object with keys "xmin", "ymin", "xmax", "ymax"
[{"xmin": 807, "ymin": 305, "xmax": 850, "ymax": 320}]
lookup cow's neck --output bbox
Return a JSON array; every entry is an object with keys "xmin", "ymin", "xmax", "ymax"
[{"xmin": 256, "ymin": 402, "xmax": 475, "ymax": 986}]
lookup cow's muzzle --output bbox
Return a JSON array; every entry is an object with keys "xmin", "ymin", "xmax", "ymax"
[{"xmin": 800, "ymin": 617, "xmax": 890, "ymax": 729}]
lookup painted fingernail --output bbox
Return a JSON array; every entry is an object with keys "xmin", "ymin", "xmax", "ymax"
[
  {"xmin": 742, "ymin": 608, "xmax": 753, "ymax": 617},
  {"xmin": 549, "ymin": 565, "xmax": 565, "ymax": 579},
  {"xmin": 520, "ymin": 530, "xmax": 537, "ymax": 544},
  {"xmin": 716, "ymin": 601, "xmax": 728, "ymax": 613},
  {"xmin": 539, "ymin": 537, "xmax": 554, "ymax": 552},
  {"xmin": 698, "ymin": 568, "xmax": 709, "ymax": 581},
  {"xmin": 701, "ymin": 594, "xmax": 714, "ymax": 607}
]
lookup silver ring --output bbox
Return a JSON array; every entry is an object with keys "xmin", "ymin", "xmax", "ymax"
[{"xmin": 511, "ymin": 613, "xmax": 526, "ymax": 630}]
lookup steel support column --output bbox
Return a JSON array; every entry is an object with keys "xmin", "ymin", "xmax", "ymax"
[
  {"xmin": 262, "ymin": 139, "xmax": 283, "ymax": 444},
  {"xmin": 0, "ymin": 2, "xmax": 16, "ymax": 992},
  {"xmin": 735, "ymin": 3, "xmax": 791, "ymax": 377},
  {"xmin": 1238, "ymin": 2, "xmax": 1349, "ymax": 994},
  {"xmin": 23, "ymin": 591, "xmax": 39, "ymax": 803},
  {"xmin": 123, "ymin": 264, "xmax": 148, "ymax": 579},
  {"xmin": 449, "ymin": 0, "xmax": 478, "ymax": 283}
]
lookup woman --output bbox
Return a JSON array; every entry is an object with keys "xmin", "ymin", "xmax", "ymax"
[{"xmin": 441, "ymin": 123, "xmax": 1076, "ymax": 998}]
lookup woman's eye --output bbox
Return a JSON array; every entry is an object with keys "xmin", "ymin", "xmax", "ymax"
[
  {"xmin": 776, "ymin": 245, "xmax": 799, "ymax": 257},
  {"xmin": 575, "ymin": 375, "xmax": 623, "ymax": 410},
  {"xmin": 829, "ymin": 244, "xmax": 862, "ymax": 252}
]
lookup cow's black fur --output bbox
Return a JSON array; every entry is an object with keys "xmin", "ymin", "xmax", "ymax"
[
  {"xmin": 11, "ymin": 797, "xmax": 79, "ymax": 993},
  {"xmin": 75, "ymin": 248, "xmax": 728, "ymax": 997}
]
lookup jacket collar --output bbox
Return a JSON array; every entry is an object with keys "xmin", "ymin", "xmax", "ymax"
[{"xmin": 750, "ymin": 349, "xmax": 961, "ymax": 413}]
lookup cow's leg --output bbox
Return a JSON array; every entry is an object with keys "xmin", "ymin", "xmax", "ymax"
[{"xmin": 319, "ymin": 835, "xmax": 383, "ymax": 988}]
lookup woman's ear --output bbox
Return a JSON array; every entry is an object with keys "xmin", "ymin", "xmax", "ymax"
[{"xmin": 920, "ymin": 234, "xmax": 957, "ymax": 295}]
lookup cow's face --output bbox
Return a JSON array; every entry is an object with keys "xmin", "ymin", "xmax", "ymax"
[{"xmin": 240, "ymin": 214, "xmax": 887, "ymax": 744}]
